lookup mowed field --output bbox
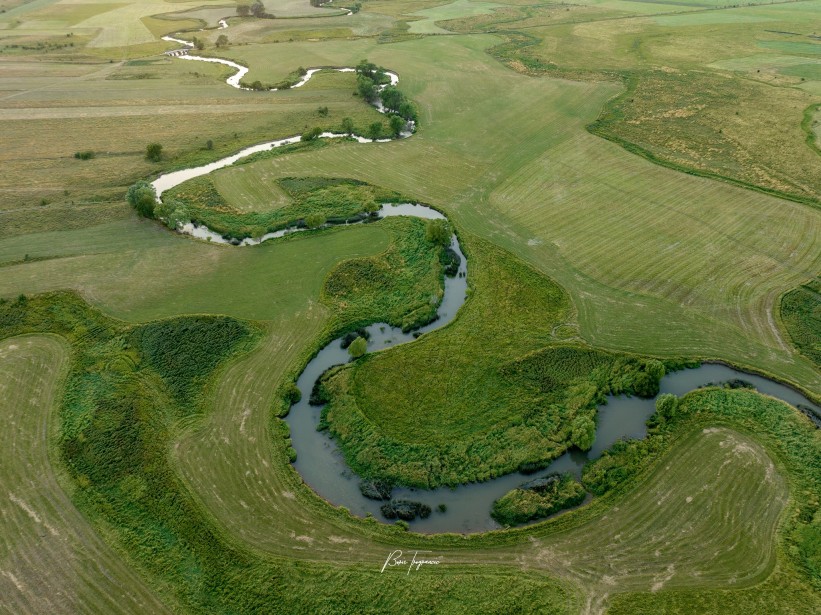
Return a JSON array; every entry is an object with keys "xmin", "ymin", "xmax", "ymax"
[
  {"xmin": 0, "ymin": 336, "xmax": 174, "ymax": 614},
  {"xmin": 3, "ymin": 336, "xmax": 817, "ymax": 613},
  {"xmin": 0, "ymin": 0, "xmax": 819, "ymax": 613},
  {"xmin": 197, "ymin": 34, "xmax": 821, "ymax": 395}
]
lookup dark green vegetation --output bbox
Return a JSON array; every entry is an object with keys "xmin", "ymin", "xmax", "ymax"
[
  {"xmin": 320, "ymin": 238, "xmax": 686, "ymax": 488},
  {"xmin": 130, "ymin": 317, "xmax": 253, "ymax": 411},
  {"xmin": 492, "ymin": 473, "xmax": 586, "ymax": 526},
  {"xmin": 320, "ymin": 215, "xmax": 445, "ymax": 334},
  {"xmin": 781, "ymin": 277, "xmax": 821, "ymax": 370},
  {"xmin": 125, "ymin": 180, "xmax": 157, "ymax": 219},
  {"xmin": 165, "ymin": 176, "xmax": 396, "ymax": 240}
]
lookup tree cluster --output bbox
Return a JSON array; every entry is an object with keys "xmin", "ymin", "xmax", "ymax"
[{"xmin": 126, "ymin": 181, "xmax": 157, "ymax": 219}]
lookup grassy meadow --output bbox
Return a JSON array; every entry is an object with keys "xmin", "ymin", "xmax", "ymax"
[{"xmin": 0, "ymin": 0, "xmax": 819, "ymax": 613}]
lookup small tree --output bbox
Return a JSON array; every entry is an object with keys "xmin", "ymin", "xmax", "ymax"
[
  {"xmin": 389, "ymin": 114, "xmax": 405, "ymax": 137},
  {"xmin": 205, "ymin": 139, "xmax": 213, "ymax": 150},
  {"xmin": 237, "ymin": 4, "xmax": 250, "ymax": 16},
  {"xmin": 341, "ymin": 117, "xmax": 355, "ymax": 135},
  {"xmin": 425, "ymin": 219, "xmax": 450, "ymax": 247},
  {"xmin": 570, "ymin": 415, "xmax": 596, "ymax": 451},
  {"xmin": 145, "ymin": 142, "xmax": 162, "ymax": 162},
  {"xmin": 317, "ymin": 105, "xmax": 329, "ymax": 117},
  {"xmin": 348, "ymin": 336, "xmax": 367, "ymax": 358},
  {"xmin": 305, "ymin": 213, "xmax": 326, "ymax": 228},
  {"xmin": 192, "ymin": 36, "xmax": 205, "ymax": 50},
  {"xmin": 250, "ymin": 0, "xmax": 265, "ymax": 17},
  {"xmin": 368, "ymin": 122, "xmax": 383, "ymax": 140},
  {"xmin": 126, "ymin": 180, "xmax": 157, "ymax": 218},
  {"xmin": 216, "ymin": 34, "xmax": 229, "ymax": 48}
]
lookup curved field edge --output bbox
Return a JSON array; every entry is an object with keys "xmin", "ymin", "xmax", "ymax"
[
  {"xmin": 779, "ymin": 277, "xmax": 821, "ymax": 374},
  {"xmin": 0, "ymin": 293, "xmax": 582, "ymax": 613},
  {"xmin": 0, "ymin": 294, "xmax": 818, "ymax": 612},
  {"xmin": 0, "ymin": 335, "xmax": 174, "ymax": 614},
  {"xmin": 586, "ymin": 74, "xmax": 821, "ymax": 211}
]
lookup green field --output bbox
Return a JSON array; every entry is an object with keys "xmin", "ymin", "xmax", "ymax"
[{"xmin": 0, "ymin": 0, "xmax": 820, "ymax": 612}]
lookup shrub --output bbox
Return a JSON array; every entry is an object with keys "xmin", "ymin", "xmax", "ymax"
[
  {"xmin": 425, "ymin": 219, "xmax": 451, "ymax": 247},
  {"xmin": 74, "ymin": 150, "xmax": 95, "ymax": 160},
  {"xmin": 301, "ymin": 126, "xmax": 323, "ymax": 142},
  {"xmin": 367, "ymin": 122, "xmax": 383, "ymax": 139},
  {"xmin": 145, "ymin": 142, "xmax": 162, "ymax": 162},
  {"xmin": 655, "ymin": 393, "xmax": 679, "ymax": 421},
  {"xmin": 348, "ymin": 336, "xmax": 367, "ymax": 358},
  {"xmin": 571, "ymin": 414, "xmax": 596, "ymax": 451},
  {"xmin": 304, "ymin": 212, "xmax": 326, "ymax": 228},
  {"xmin": 491, "ymin": 473, "xmax": 586, "ymax": 525}
]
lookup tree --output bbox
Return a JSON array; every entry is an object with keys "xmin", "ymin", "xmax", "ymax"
[
  {"xmin": 356, "ymin": 75, "xmax": 377, "ymax": 102},
  {"xmin": 250, "ymin": 0, "xmax": 265, "ymax": 17},
  {"xmin": 145, "ymin": 142, "xmax": 162, "ymax": 162},
  {"xmin": 380, "ymin": 86, "xmax": 402, "ymax": 112},
  {"xmin": 655, "ymin": 393, "xmax": 679, "ymax": 421},
  {"xmin": 398, "ymin": 101, "xmax": 417, "ymax": 122},
  {"xmin": 368, "ymin": 122, "xmax": 383, "ymax": 140},
  {"xmin": 192, "ymin": 36, "xmax": 205, "ymax": 50},
  {"xmin": 570, "ymin": 415, "xmax": 596, "ymax": 451},
  {"xmin": 305, "ymin": 213, "xmax": 326, "ymax": 229},
  {"xmin": 425, "ymin": 219, "xmax": 450, "ymax": 247},
  {"xmin": 389, "ymin": 114, "xmax": 405, "ymax": 137},
  {"xmin": 341, "ymin": 117, "xmax": 354, "ymax": 135},
  {"xmin": 216, "ymin": 34, "xmax": 229, "ymax": 48},
  {"xmin": 237, "ymin": 4, "xmax": 250, "ymax": 16},
  {"xmin": 348, "ymin": 336, "xmax": 367, "ymax": 358},
  {"xmin": 154, "ymin": 197, "xmax": 189, "ymax": 229},
  {"xmin": 125, "ymin": 180, "xmax": 157, "ymax": 218}
]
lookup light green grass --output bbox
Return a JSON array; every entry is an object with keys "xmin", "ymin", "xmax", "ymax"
[{"xmin": 211, "ymin": 164, "xmax": 293, "ymax": 212}]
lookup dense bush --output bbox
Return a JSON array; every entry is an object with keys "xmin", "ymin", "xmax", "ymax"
[
  {"xmin": 125, "ymin": 180, "xmax": 157, "ymax": 218},
  {"xmin": 301, "ymin": 126, "xmax": 323, "ymax": 142},
  {"xmin": 492, "ymin": 473, "xmax": 586, "ymax": 525},
  {"xmin": 781, "ymin": 277, "xmax": 821, "ymax": 369},
  {"xmin": 425, "ymin": 219, "xmax": 451, "ymax": 247},
  {"xmin": 380, "ymin": 499, "xmax": 431, "ymax": 521},
  {"xmin": 348, "ymin": 336, "xmax": 367, "ymax": 358},
  {"xmin": 130, "ymin": 316, "xmax": 255, "ymax": 412},
  {"xmin": 145, "ymin": 142, "xmax": 162, "ymax": 162},
  {"xmin": 440, "ymin": 246, "xmax": 460, "ymax": 277},
  {"xmin": 74, "ymin": 150, "xmax": 95, "ymax": 160}
]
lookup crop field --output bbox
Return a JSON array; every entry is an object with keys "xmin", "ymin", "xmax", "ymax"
[{"xmin": 0, "ymin": 0, "xmax": 819, "ymax": 613}]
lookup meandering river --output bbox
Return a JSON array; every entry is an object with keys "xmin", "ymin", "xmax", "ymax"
[{"xmin": 156, "ymin": 26, "xmax": 820, "ymax": 534}]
